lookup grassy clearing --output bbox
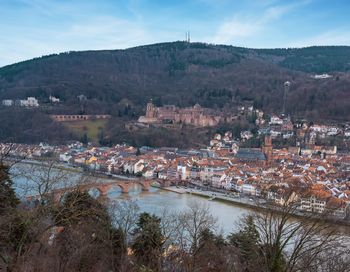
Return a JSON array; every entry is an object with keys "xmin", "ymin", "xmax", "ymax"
[{"xmin": 61, "ymin": 119, "xmax": 108, "ymax": 141}]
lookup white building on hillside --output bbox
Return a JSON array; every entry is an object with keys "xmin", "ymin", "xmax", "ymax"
[
  {"xmin": 49, "ymin": 95, "xmax": 60, "ymax": 103},
  {"xmin": 270, "ymin": 116, "xmax": 283, "ymax": 125},
  {"xmin": 2, "ymin": 99, "xmax": 13, "ymax": 106},
  {"xmin": 17, "ymin": 97, "xmax": 39, "ymax": 107},
  {"xmin": 311, "ymin": 74, "xmax": 332, "ymax": 79}
]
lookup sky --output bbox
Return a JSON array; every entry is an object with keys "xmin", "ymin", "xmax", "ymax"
[{"xmin": 1, "ymin": 0, "xmax": 350, "ymax": 67}]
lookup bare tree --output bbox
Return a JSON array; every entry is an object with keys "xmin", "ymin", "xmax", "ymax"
[
  {"xmin": 175, "ymin": 201, "xmax": 217, "ymax": 270},
  {"xmin": 2, "ymin": 189, "xmax": 121, "ymax": 272},
  {"xmin": 0, "ymin": 143, "xmax": 26, "ymax": 189},
  {"xmin": 0, "ymin": 149, "xmax": 108, "ymax": 271},
  {"xmin": 159, "ymin": 208, "xmax": 182, "ymax": 243},
  {"xmin": 15, "ymin": 159, "xmax": 76, "ymax": 198},
  {"xmin": 234, "ymin": 200, "xmax": 348, "ymax": 272},
  {"xmin": 306, "ymin": 247, "xmax": 350, "ymax": 272},
  {"xmin": 108, "ymin": 198, "xmax": 140, "ymax": 239},
  {"xmin": 0, "ymin": 143, "xmax": 25, "ymax": 167}
]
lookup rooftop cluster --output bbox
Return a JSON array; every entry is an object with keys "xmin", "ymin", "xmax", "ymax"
[{"xmin": 2, "ymin": 130, "xmax": 350, "ymax": 219}]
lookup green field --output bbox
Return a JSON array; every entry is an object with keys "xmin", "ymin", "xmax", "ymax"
[{"xmin": 61, "ymin": 119, "xmax": 108, "ymax": 142}]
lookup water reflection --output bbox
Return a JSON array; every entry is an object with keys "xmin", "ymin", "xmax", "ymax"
[{"xmin": 107, "ymin": 183, "xmax": 248, "ymax": 235}]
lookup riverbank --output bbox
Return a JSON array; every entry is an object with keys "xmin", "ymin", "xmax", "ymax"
[
  {"xmin": 6, "ymin": 158, "xmax": 83, "ymax": 173},
  {"xmin": 186, "ymin": 189, "xmax": 258, "ymax": 209},
  {"xmin": 162, "ymin": 187, "xmax": 187, "ymax": 194},
  {"xmin": 184, "ymin": 187, "xmax": 350, "ymax": 227},
  {"xmin": 6, "ymin": 158, "xmax": 136, "ymax": 182}
]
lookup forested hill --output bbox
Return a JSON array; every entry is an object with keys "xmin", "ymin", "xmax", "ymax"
[
  {"xmin": 1, "ymin": 42, "xmax": 350, "ymax": 118},
  {"xmin": 251, "ymin": 46, "xmax": 350, "ymax": 73},
  {"xmin": 0, "ymin": 42, "xmax": 350, "ymax": 145}
]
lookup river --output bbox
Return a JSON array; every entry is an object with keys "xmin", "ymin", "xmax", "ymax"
[
  {"xmin": 10, "ymin": 163, "xmax": 249, "ymax": 235},
  {"xmin": 11, "ymin": 163, "xmax": 350, "ymax": 237},
  {"xmin": 109, "ymin": 184, "xmax": 248, "ymax": 235}
]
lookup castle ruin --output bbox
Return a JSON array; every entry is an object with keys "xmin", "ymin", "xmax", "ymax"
[{"xmin": 138, "ymin": 101, "xmax": 223, "ymax": 127}]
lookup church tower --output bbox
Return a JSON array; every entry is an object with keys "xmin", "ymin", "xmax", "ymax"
[
  {"xmin": 306, "ymin": 132, "xmax": 316, "ymax": 150},
  {"xmin": 262, "ymin": 133, "xmax": 273, "ymax": 165}
]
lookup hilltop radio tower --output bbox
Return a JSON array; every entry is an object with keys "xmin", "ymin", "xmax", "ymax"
[
  {"xmin": 185, "ymin": 31, "xmax": 191, "ymax": 43},
  {"xmin": 282, "ymin": 81, "xmax": 291, "ymax": 116}
]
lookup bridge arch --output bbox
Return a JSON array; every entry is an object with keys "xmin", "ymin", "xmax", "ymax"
[
  {"xmin": 103, "ymin": 184, "xmax": 125, "ymax": 196},
  {"xmin": 87, "ymin": 187, "xmax": 102, "ymax": 199},
  {"xmin": 102, "ymin": 183, "xmax": 131, "ymax": 195},
  {"xmin": 136, "ymin": 180, "xmax": 151, "ymax": 191},
  {"xmin": 150, "ymin": 180, "xmax": 161, "ymax": 187}
]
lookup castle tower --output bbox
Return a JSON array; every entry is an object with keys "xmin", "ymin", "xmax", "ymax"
[
  {"xmin": 146, "ymin": 100, "xmax": 155, "ymax": 118},
  {"xmin": 263, "ymin": 133, "xmax": 273, "ymax": 165}
]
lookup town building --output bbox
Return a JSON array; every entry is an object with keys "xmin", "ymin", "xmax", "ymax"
[
  {"xmin": 235, "ymin": 134, "xmax": 274, "ymax": 166},
  {"xmin": 269, "ymin": 116, "xmax": 283, "ymax": 125}
]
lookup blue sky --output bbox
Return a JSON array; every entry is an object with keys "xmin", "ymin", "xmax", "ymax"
[{"xmin": 1, "ymin": 0, "xmax": 350, "ymax": 67}]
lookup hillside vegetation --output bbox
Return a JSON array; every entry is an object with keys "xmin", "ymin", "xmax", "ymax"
[{"xmin": 0, "ymin": 42, "xmax": 350, "ymax": 145}]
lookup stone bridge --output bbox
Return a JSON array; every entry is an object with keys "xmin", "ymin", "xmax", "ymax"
[{"xmin": 26, "ymin": 179, "xmax": 178, "ymax": 202}]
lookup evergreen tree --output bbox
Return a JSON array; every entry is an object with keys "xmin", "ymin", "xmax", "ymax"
[
  {"xmin": 111, "ymin": 227, "xmax": 127, "ymax": 265},
  {"xmin": 131, "ymin": 212, "xmax": 164, "ymax": 268},
  {"xmin": 228, "ymin": 215, "xmax": 261, "ymax": 268},
  {"xmin": 0, "ymin": 163, "xmax": 19, "ymax": 213},
  {"xmin": 80, "ymin": 133, "xmax": 88, "ymax": 145},
  {"xmin": 198, "ymin": 228, "xmax": 226, "ymax": 250},
  {"xmin": 0, "ymin": 163, "xmax": 30, "ymax": 270}
]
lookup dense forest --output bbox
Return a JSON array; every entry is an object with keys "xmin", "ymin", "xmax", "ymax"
[
  {"xmin": 0, "ymin": 42, "xmax": 350, "ymax": 145},
  {"xmin": 253, "ymin": 46, "xmax": 350, "ymax": 73}
]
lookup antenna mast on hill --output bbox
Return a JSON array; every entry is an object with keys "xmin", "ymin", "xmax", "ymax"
[
  {"xmin": 185, "ymin": 31, "xmax": 191, "ymax": 43},
  {"xmin": 282, "ymin": 81, "xmax": 291, "ymax": 116}
]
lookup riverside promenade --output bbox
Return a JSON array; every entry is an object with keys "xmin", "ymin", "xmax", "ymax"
[{"xmin": 159, "ymin": 184, "xmax": 261, "ymax": 209}]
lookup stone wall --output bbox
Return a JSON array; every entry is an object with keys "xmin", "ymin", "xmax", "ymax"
[{"xmin": 50, "ymin": 115, "xmax": 111, "ymax": 122}]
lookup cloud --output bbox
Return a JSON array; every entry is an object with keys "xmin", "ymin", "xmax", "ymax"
[
  {"xmin": 0, "ymin": 13, "xmax": 183, "ymax": 67},
  {"xmin": 288, "ymin": 30, "xmax": 350, "ymax": 47},
  {"xmin": 0, "ymin": 16, "xmax": 152, "ymax": 66},
  {"xmin": 210, "ymin": 0, "xmax": 312, "ymax": 45},
  {"xmin": 0, "ymin": 0, "xmax": 188, "ymax": 66},
  {"xmin": 61, "ymin": 16, "xmax": 151, "ymax": 48},
  {"xmin": 58, "ymin": 16, "xmax": 182, "ymax": 50},
  {"xmin": 211, "ymin": 18, "xmax": 261, "ymax": 44}
]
